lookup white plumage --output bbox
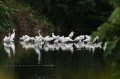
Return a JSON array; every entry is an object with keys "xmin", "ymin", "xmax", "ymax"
[
  {"xmin": 74, "ymin": 35, "xmax": 85, "ymax": 42},
  {"xmin": 83, "ymin": 35, "xmax": 91, "ymax": 43},
  {"xmin": 68, "ymin": 31, "xmax": 75, "ymax": 38},
  {"xmin": 3, "ymin": 33, "xmax": 11, "ymax": 43},
  {"xmin": 10, "ymin": 29, "xmax": 15, "ymax": 41}
]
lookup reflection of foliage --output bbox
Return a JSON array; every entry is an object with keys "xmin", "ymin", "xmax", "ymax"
[{"xmin": 0, "ymin": 43, "xmax": 8, "ymax": 67}]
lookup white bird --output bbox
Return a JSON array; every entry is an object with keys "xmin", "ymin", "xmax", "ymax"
[
  {"xmin": 83, "ymin": 35, "xmax": 91, "ymax": 43},
  {"xmin": 23, "ymin": 36, "xmax": 31, "ymax": 42},
  {"xmin": 3, "ymin": 33, "xmax": 11, "ymax": 43},
  {"xmin": 30, "ymin": 37, "xmax": 35, "ymax": 41},
  {"xmin": 52, "ymin": 33, "xmax": 60, "ymax": 41},
  {"xmin": 20, "ymin": 35, "xmax": 30, "ymax": 40},
  {"xmin": 44, "ymin": 36, "xmax": 53, "ymax": 42},
  {"xmin": 52, "ymin": 33, "xmax": 56, "ymax": 39},
  {"xmin": 68, "ymin": 31, "xmax": 75, "ymax": 38},
  {"xmin": 92, "ymin": 36, "xmax": 99, "ymax": 43},
  {"xmin": 34, "ymin": 30, "xmax": 44, "ymax": 43},
  {"xmin": 35, "ymin": 36, "xmax": 43, "ymax": 43},
  {"xmin": 10, "ymin": 29, "xmax": 15, "ymax": 41},
  {"xmin": 38, "ymin": 30, "xmax": 41, "ymax": 36},
  {"xmin": 74, "ymin": 35, "xmax": 85, "ymax": 42},
  {"xmin": 58, "ymin": 36, "xmax": 65, "ymax": 42},
  {"xmin": 58, "ymin": 36, "xmax": 73, "ymax": 43},
  {"xmin": 64, "ymin": 37, "xmax": 73, "ymax": 42},
  {"xmin": 37, "ymin": 30, "xmax": 43, "ymax": 38},
  {"xmin": 54, "ymin": 39, "xmax": 59, "ymax": 43},
  {"xmin": 103, "ymin": 42, "xmax": 108, "ymax": 51}
]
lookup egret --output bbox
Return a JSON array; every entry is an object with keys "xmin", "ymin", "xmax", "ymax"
[
  {"xmin": 60, "ymin": 36, "xmax": 73, "ymax": 43},
  {"xmin": 37, "ymin": 30, "xmax": 43, "ymax": 38},
  {"xmin": 64, "ymin": 37, "xmax": 73, "ymax": 42},
  {"xmin": 103, "ymin": 42, "xmax": 108, "ymax": 51},
  {"xmin": 35, "ymin": 36, "xmax": 43, "ymax": 43},
  {"xmin": 68, "ymin": 31, "xmax": 75, "ymax": 38},
  {"xmin": 52, "ymin": 33, "xmax": 59, "ymax": 40},
  {"xmin": 92, "ymin": 36, "xmax": 99, "ymax": 43},
  {"xmin": 10, "ymin": 29, "xmax": 15, "ymax": 41},
  {"xmin": 58, "ymin": 36, "xmax": 65, "ymax": 42},
  {"xmin": 54, "ymin": 39, "xmax": 59, "ymax": 43},
  {"xmin": 3, "ymin": 33, "xmax": 11, "ymax": 43},
  {"xmin": 44, "ymin": 36, "xmax": 53, "ymax": 42},
  {"xmin": 30, "ymin": 37, "xmax": 35, "ymax": 41},
  {"xmin": 38, "ymin": 30, "xmax": 41, "ymax": 36},
  {"xmin": 20, "ymin": 35, "xmax": 30, "ymax": 41},
  {"xmin": 83, "ymin": 35, "xmax": 91, "ymax": 43},
  {"xmin": 34, "ymin": 30, "xmax": 44, "ymax": 43},
  {"xmin": 23, "ymin": 36, "xmax": 31, "ymax": 42},
  {"xmin": 52, "ymin": 33, "xmax": 56, "ymax": 39},
  {"xmin": 74, "ymin": 35, "xmax": 85, "ymax": 42}
]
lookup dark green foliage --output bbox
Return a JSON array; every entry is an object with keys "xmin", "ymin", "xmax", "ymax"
[
  {"xmin": 22, "ymin": 0, "xmax": 113, "ymax": 34},
  {"xmin": 0, "ymin": 0, "xmax": 113, "ymax": 34},
  {"xmin": 0, "ymin": 1, "xmax": 15, "ymax": 32},
  {"xmin": 95, "ymin": 22, "xmax": 113, "ymax": 41},
  {"xmin": 109, "ymin": 0, "xmax": 120, "ymax": 7},
  {"xmin": 108, "ymin": 8, "xmax": 120, "ymax": 25},
  {"xmin": 0, "ymin": 0, "xmax": 54, "ymax": 35},
  {"xmin": 92, "ymin": 0, "xmax": 120, "ymax": 55}
]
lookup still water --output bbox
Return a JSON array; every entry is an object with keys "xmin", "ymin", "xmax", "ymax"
[{"xmin": 0, "ymin": 42, "xmax": 120, "ymax": 79}]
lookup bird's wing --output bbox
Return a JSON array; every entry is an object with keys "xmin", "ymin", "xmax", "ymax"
[{"xmin": 10, "ymin": 33, "xmax": 15, "ymax": 41}]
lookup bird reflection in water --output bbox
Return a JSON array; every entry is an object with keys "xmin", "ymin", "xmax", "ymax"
[
  {"xmin": 3, "ymin": 42, "xmax": 15, "ymax": 57},
  {"xmin": 20, "ymin": 41, "xmax": 43, "ymax": 64},
  {"xmin": 20, "ymin": 41, "xmax": 103, "ymax": 53},
  {"xmin": 34, "ymin": 43, "xmax": 41, "ymax": 64}
]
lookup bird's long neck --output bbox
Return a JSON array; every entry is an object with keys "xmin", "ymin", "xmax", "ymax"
[
  {"xmin": 52, "ymin": 33, "xmax": 54, "ymax": 36},
  {"xmin": 38, "ymin": 32, "xmax": 41, "ymax": 36},
  {"xmin": 38, "ymin": 30, "xmax": 41, "ymax": 36},
  {"xmin": 8, "ymin": 33, "xmax": 11, "ymax": 37},
  {"xmin": 13, "ymin": 29, "xmax": 15, "ymax": 33}
]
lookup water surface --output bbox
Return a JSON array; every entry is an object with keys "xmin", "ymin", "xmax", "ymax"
[{"xmin": 0, "ymin": 42, "xmax": 119, "ymax": 79}]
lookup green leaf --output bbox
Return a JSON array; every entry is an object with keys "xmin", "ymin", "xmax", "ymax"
[
  {"xmin": 108, "ymin": 8, "xmax": 120, "ymax": 25},
  {"xmin": 109, "ymin": 0, "xmax": 120, "ymax": 7}
]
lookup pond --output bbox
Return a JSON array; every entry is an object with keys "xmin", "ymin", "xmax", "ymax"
[{"xmin": 0, "ymin": 41, "xmax": 120, "ymax": 79}]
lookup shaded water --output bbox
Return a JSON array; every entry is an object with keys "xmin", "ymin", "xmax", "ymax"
[{"xmin": 0, "ymin": 42, "xmax": 120, "ymax": 79}]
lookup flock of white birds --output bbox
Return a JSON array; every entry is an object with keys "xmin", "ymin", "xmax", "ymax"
[{"xmin": 3, "ymin": 29, "xmax": 108, "ymax": 63}]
